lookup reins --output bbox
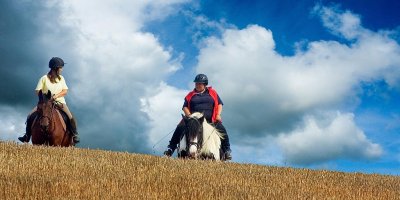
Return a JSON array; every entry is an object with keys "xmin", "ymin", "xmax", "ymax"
[
  {"xmin": 204, "ymin": 122, "xmax": 219, "ymax": 145},
  {"xmin": 152, "ymin": 128, "xmax": 175, "ymax": 154}
]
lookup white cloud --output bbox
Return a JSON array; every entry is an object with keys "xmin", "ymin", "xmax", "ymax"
[
  {"xmin": 182, "ymin": 10, "xmax": 236, "ymax": 46},
  {"xmin": 188, "ymin": 6, "xmax": 400, "ymax": 164},
  {"xmin": 198, "ymin": 23, "xmax": 400, "ymax": 118},
  {"xmin": 5, "ymin": 0, "xmax": 397, "ymax": 167},
  {"xmin": 232, "ymin": 138, "xmax": 284, "ymax": 165},
  {"xmin": 40, "ymin": 0, "xmax": 190, "ymax": 151},
  {"xmin": 140, "ymin": 82, "xmax": 186, "ymax": 153},
  {"xmin": 313, "ymin": 4, "xmax": 364, "ymax": 40},
  {"xmin": 137, "ymin": 3, "xmax": 400, "ymax": 164},
  {"xmin": 0, "ymin": 106, "xmax": 27, "ymax": 142},
  {"xmin": 277, "ymin": 112, "xmax": 383, "ymax": 165}
]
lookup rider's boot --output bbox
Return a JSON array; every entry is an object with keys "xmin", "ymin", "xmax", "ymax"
[
  {"xmin": 223, "ymin": 148, "xmax": 232, "ymax": 160},
  {"xmin": 164, "ymin": 121, "xmax": 185, "ymax": 157},
  {"xmin": 164, "ymin": 146, "xmax": 175, "ymax": 157},
  {"xmin": 221, "ymin": 134, "xmax": 232, "ymax": 160},
  {"xmin": 18, "ymin": 134, "xmax": 30, "ymax": 143},
  {"xmin": 18, "ymin": 114, "xmax": 35, "ymax": 143},
  {"xmin": 70, "ymin": 118, "xmax": 80, "ymax": 144}
]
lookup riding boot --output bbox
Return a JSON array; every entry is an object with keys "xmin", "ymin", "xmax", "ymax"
[
  {"xmin": 214, "ymin": 122, "xmax": 232, "ymax": 160},
  {"xmin": 18, "ymin": 113, "xmax": 36, "ymax": 143},
  {"xmin": 221, "ymin": 134, "xmax": 232, "ymax": 160},
  {"xmin": 70, "ymin": 118, "xmax": 80, "ymax": 144}
]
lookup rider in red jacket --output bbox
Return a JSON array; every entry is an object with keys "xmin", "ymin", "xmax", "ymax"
[{"xmin": 164, "ymin": 74, "xmax": 232, "ymax": 160}]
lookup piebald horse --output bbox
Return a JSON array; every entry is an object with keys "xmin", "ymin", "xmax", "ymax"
[{"xmin": 178, "ymin": 112, "xmax": 224, "ymax": 160}]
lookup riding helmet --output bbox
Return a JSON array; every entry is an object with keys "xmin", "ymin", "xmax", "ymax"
[
  {"xmin": 49, "ymin": 57, "xmax": 65, "ymax": 69},
  {"xmin": 193, "ymin": 74, "xmax": 208, "ymax": 85}
]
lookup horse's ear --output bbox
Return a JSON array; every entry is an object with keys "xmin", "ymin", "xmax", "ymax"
[
  {"xmin": 199, "ymin": 115, "xmax": 205, "ymax": 124},
  {"xmin": 46, "ymin": 90, "xmax": 52, "ymax": 100},
  {"xmin": 38, "ymin": 90, "xmax": 43, "ymax": 102}
]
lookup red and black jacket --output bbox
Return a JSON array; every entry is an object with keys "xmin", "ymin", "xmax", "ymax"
[{"xmin": 184, "ymin": 87, "xmax": 220, "ymax": 123}]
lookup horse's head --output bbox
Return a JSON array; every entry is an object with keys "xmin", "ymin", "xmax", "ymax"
[
  {"xmin": 182, "ymin": 112, "xmax": 205, "ymax": 158},
  {"xmin": 37, "ymin": 90, "xmax": 54, "ymax": 132}
]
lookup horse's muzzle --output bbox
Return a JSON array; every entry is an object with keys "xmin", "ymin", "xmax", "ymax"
[{"xmin": 189, "ymin": 142, "xmax": 198, "ymax": 158}]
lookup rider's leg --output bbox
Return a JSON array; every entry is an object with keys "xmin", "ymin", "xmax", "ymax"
[
  {"xmin": 18, "ymin": 107, "xmax": 37, "ymax": 143},
  {"xmin": 59, "ymin": 104, "xmax": 80, "ymax": 144},
  {"xmin": 164, "ymin": 120, "xmax": 185, "ymax": 156},
  {"xmin": 70, "ymin": 118, "xmax": 79, "ymax": 144},
  {"xmin": 214, "ymin": 122, "xmax": 232, "ymax": 160}
]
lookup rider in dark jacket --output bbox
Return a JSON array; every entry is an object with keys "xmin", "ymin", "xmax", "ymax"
[{"xmin": 164, "ymin": 74, "xmax": 232, "ymax": 160}]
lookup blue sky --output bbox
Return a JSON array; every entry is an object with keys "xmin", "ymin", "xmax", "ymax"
[{"xmin": 0, "ymin": 0, "xmax": 399, "ymax": 175}]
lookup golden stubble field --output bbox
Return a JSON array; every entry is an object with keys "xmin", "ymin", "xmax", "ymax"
[{"xmin": 0, "ymin": 142, "xmax": 399, "ymax": 200}]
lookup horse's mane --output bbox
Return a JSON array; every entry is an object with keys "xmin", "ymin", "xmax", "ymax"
[{"xmin": 186, "ymin": 113, "xmax": 204, "ymax": 146}]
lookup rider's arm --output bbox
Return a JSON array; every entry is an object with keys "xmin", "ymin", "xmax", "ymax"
[
  {"xmin": 53, "ymin": 89, "xmax": 68, "ymax": 99},
  {"xmin": 216, "ymin": 104, "xmax": 223, "ymax": 122},
  {"xmin": 217, "ymin": 104, "xmax": 222, "ymax": 116},
  {"xmin": 183, "ymin": 106, "xmax": 191, "ymax": 117}
]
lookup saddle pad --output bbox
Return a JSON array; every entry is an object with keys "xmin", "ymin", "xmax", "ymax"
[{"xmin": 55, "ymin": 109, "xmax": 67, "ymax": 131}]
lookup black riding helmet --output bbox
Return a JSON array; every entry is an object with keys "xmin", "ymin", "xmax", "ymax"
[
  {"xmin": 194, "ymin": 74, "xmax": 208, "ymax": 85},
  {"xmin": 49, "ymin": 57, "xmax": 65, "ymax": 69}
]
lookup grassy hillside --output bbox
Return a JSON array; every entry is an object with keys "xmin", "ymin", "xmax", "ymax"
[{"xmin": 0, "ymin": 142, "xmax": 399, "ymax": 199}]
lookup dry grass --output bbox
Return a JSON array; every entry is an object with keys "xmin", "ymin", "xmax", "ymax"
[{"xmin": 0, "ymin": 141, "xmax": 399, "ymax": 200}]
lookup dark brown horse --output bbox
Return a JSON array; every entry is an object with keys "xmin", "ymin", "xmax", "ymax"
[{"xmin": 31, "ymin": 90, "xmax": 73, "ymax": 147}]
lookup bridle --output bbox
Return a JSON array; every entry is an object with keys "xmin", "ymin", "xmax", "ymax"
[
  {"xmin": 185, "ymin": 117, "xmax": 203, "ymax": 154},
  {"xmin": 39, "ymin": 100, "xmax": 57, "ymax": 134}
]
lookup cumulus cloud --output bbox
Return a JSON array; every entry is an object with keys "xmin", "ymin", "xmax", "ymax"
[
  {"xmin": 277, "ymin": 112, "xmax": 382, "ymax": 165},
  {"xmin": 181, "ymin": 10, "xmax": 236, "ymax": 46},
  {"xmin": 232, "ymin": 138, "xmax": 284, "ymax": 165},
  {"xmin": 0, "ymin": 1, "xmax": 76, "ymax": 142},
  {"xmin": 138, "ymin": 4, "xmax": 400, "ymax": 165},
  {"xmin": 53, "ymin": 0, "xmax": 189, "ymax": 152},
  {"xmin": 196, "ymin": 21, "xmax": 400, "ymax": 135},
  {"xmin": 0, "ymin": 0, "xmax": 189, "ymax": 152},
  {"xmin": 1, "ymin": 1, "xmax": 398, "ymax": 167},
  {"xmin": 0, "ymin": 1, "xmax": 66, "ymax": 106},
  {"xmin": 188, "ymin": 6, "xmax": 399, "ymax": 164},
  {"xmin": 313, "ymin": 4, "xmax": 364, "ymax": 40},
  {"xmin": 0, "ymin": 106, "xmax": 27, "ymax": 141},
  {"xmin": 140, "ymin": 82, "xmax": 186, "ymax": 153}
]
